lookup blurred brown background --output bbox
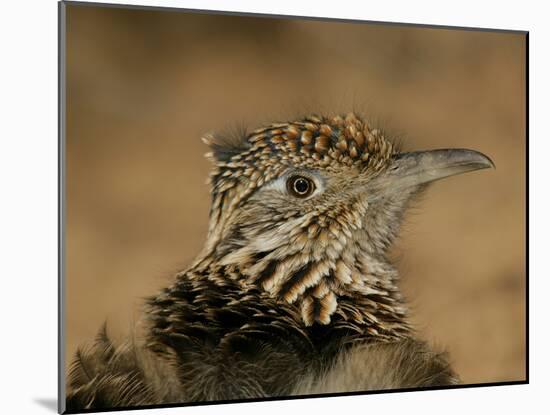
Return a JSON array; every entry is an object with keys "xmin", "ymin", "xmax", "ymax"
[{"xmin": 65, "ymin": 4, "xmax": 526, "ymax": 385}]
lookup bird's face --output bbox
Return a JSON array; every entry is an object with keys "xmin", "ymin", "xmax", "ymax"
[{"xmin": 200, "ymin": 113, "xmax": 493, "ymax": 326}]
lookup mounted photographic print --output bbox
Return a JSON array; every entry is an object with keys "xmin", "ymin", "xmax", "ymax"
[{"xmin": 58, "ymin": 1, "xmax": 528, "ymax": 413}]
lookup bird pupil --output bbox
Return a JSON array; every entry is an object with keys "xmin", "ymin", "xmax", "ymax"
[{"xmin": 294, "ymin": 178, "xmax": 309, "ymax": 194}]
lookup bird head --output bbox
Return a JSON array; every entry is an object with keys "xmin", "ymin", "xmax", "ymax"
[{"xmin": 197, "ymin": 113, "xmax": 493, "ymax": 326}]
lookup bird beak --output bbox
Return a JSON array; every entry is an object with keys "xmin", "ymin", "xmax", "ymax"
[{"xmin": 372, "ymin": 149, "xmax": 495, "ymax": 193}]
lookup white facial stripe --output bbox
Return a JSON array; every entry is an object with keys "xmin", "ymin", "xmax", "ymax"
[{"xmin": 261, "ymin": 175, "xmax": 288, "ymax": 193}]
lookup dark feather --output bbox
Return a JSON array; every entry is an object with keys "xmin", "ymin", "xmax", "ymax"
[{"xmin": 202, "ymin": 124, "xmax": 251, "ymax": 163}]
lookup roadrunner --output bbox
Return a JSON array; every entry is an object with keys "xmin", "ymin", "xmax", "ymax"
[{"xmin": 66, "ymin": 113, "xmax": 493, "ymax": 411}]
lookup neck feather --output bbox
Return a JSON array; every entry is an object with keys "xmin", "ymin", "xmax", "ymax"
[{"xmin": 188, "ymin": 228, "xmax": 411, "ymax": 339}]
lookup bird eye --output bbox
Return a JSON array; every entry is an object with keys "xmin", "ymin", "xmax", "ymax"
[{"xmin": 286, "ymin": 175, "xmax": 315, "ymax": 198}]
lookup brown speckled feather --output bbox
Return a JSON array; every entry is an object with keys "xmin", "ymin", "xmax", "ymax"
[{"xmin": 65, "ymin": 112, "xmax": 492, "ymax": 411}]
